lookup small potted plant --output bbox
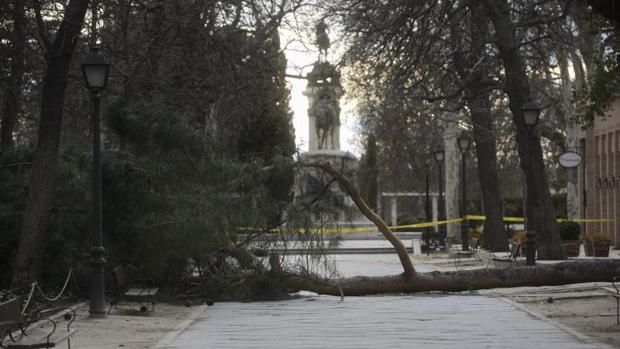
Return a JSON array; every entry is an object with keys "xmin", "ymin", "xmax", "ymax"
[
  {"xmin": 468, "ymin": 226, "xmax": 483, "ymax": 249},
  {"xmin": 582, "ymin": 233, "xmax": 611, "ymax": 257},
  {"xmin": 512, "ymin": 231, "xmax": 526, "ymax": 256},
  {"xmin": 559, "ymin": 222, "xmax": 581, "ymax": 257}
]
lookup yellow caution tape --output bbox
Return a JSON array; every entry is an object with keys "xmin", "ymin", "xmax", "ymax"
[
  {"xmin": 464, "ymin": 215, "xmax": 612, "ymax": 223},
  {"xmin": 464, "ymin": 215, "xmax": 524, "ymax": 222},
  {"xmin": 556, "ymin": 218, "xmax": 613, "ymax": 223},
  {"xmin": 391, "ymin": 217, "xmax": 464, "ymax": 230},
  {"xmin": 239, "ymin": 216, "xmax": 612, "ymax": 234}
]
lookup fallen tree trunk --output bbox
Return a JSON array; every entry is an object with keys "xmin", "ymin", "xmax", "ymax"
[
  {"xmin": 286, "ymin": 259, "xmax": 620, "ymax": 296},
  {"xmin": 295, "ymin": 162, "xmax": 618, "ymax": 297}
]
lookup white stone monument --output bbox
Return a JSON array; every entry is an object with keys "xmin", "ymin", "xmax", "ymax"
[{"xmin": 295, "ymin": 21, "xmax": 361, "ymax": 225}]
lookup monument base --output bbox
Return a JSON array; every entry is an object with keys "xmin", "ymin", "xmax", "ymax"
[
  {"xmin": 297, "ymin": 149, "xmax": 373, "ymax": 227},
  {"xmin": 299, "ymin": 149, "xmax": 357, "ymax": 164}
]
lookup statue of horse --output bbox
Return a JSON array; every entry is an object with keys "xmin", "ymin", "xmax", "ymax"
[{"xmin": 311, "ymin": 87, "xmax": 339, "ymax": 149}]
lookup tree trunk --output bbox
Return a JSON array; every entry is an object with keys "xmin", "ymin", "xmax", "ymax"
[
  {"xmin": 306, "ymin": 161, "xmax": 416, "ymax": 277},
  {"xmin": 451, "ymin": 3, "xmax": 507, "ymax": 252},
  {"xmin": 286, "ymin": 259, "xmax": 620, "ymax": 296},
  {"xmin": 469, "ymin": 95, "xmax": 507, "ymax": 251},
  {"xmin": 443, "ymin": 113, "xmax": 461, "ymax": 243},
  {"xmin": 1, "ymin": 0, "xmax": 26, "ymax": 150},
  {"xmin": 557, "ymin": 46, "xmax": 578, "ymax": 219},
  {"xmin": 11, "ymin": 0, "xmax": 90, "ymax": 288},
  {"xmin": 481, "ymin": 0, "xmax": 563, "ymax": 260}
]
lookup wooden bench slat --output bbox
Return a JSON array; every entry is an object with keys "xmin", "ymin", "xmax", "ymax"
[{"xmin": 125, "ymin": 288, "xmax": 158, "ymax": 297}]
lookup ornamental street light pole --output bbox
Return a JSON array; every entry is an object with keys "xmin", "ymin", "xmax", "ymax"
[
  {"xmin": 81, "ymin": 47, "xmax": 110, "ymax": 318},
  {"xmin": 433, "ymin": 147, "xmax": 446, "ymax": 245},
  {"xmin": 522, "ymin": 99, "xmax": 541, "ymax": 266},
  {"xmin": 457, "ymin": 131, "xmax": 471, "ymax": 251}
]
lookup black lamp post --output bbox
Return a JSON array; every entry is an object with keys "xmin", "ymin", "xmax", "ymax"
[
  {"xmin": 457, "ymin": 130, "xmax": 471, "ymax": 251},
  {"xmin": 81, "ymin": 47, "xmax": 110, "ymax": 318},
  {"xmin": 425, "ymin": 160, "xmax": 431, "ymax": 255},
  {"xmin": 521, "ymin": 99, "xmax": 540, "ymax": 266},
  {"xmin": 433, "ymin": 147, "xmax": 445, "ymax": 245}
]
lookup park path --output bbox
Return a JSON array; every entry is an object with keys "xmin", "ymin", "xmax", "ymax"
[{"xmin": 155, "ymin": 294, "xmax": 606, "ymax": 349}]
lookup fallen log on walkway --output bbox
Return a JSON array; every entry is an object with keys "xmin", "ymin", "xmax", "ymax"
[
  {"xmin": 295, "ymin": 161, "xmax": 619, "ymax": 297},
  {"xmin": 286, "ymin": 259, "xmax": 620, "ymax": 296}
]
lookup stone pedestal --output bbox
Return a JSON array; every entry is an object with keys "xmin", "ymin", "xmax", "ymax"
[{"xmin": 297, "ymin": 150, "xmax": 364, "ymax": 224}]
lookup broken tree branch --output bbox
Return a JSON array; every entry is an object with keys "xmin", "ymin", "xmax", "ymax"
[{"xmin": 304, "ymin": 161, "xmax": 416, "ymax": 277}]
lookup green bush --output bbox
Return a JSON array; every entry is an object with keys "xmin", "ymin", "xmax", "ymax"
[{"xmin": 558, "ymin": 221, "xmax": 581, "ymax": 241}]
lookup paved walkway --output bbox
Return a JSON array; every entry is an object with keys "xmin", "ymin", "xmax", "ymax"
[{"xmin": 156, "ymin": 295, "xmax": 607, "ymax": 349}]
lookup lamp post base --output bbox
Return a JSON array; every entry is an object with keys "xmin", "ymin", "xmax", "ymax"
[
  {"xmin": 89, "ymin": 247, "xmax": 106, "ymax": 318},
  {"xmin": 461, "ymin": 220, "xmax": 469, "ymax": 251},
  {"xmin": 525, "ymin": 231, "xmax": 536, "ymax": 266}
]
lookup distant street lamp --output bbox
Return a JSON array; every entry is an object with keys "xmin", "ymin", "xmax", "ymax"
[
  {"xmin": 521, "ymin": 99, "xmax": 540, "ymax": 266},
  {"xmin": 522, "ymin": 100, "xmax": 541, "ymax": 128},
  {"xmin": 457, "ymin": 130, "xmax": 471, "ymax": 251},
  {"xmin": 82, "ymin": 47, "xmax": 110, "ymax": 318},
  {"xmin": 433, "ymin": 147, "xmax": 446, "ymax": 245}
]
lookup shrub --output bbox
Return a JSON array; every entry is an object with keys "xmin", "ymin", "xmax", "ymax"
[{"xmin": 558, "ymin": 222, "xmax": 581, "ymax": 241}]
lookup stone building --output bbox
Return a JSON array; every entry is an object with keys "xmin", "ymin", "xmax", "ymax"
[{"xmin": 579, "ymin": 100, "xmax": 620, "ymax": 247}]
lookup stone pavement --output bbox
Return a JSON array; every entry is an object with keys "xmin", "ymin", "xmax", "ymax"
[{"xmin": 155, "ymin": 294, "xmax": 610, "ymax": 349}]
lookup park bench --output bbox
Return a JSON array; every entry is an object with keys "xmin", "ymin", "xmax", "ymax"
[
  {"xmin": 109, "ymin": 265, "xmax": 158, "ymax": 313},
  {"xmin": 491, "ymin": 242, "xmax": 523, "ymax": 268},
  {"xmin": 0, "ymin": 298, "xmax": 82, "ymax": 349},
  {"xmin": 1, "ymin": 298, "xmax": 26, "ymax": 345}
]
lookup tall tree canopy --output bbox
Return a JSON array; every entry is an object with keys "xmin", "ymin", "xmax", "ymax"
[{"xmin": 1, "ymin": 0, "xmax": 302, "ymax": 290}]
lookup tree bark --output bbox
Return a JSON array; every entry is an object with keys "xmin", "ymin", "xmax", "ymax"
[
  {"xmin": 443, "ymin": 113, "xmax": 461, "ymax": 242},
  {"xmin": 481, "ymin": 0, "xmax": 563, "ymax": 260},
  {"xmin": 306, "ymin": 161, "xmax": 416, "ymax": 277},
  {"xmin": 451, "ymin": 2, "xmax": 507, "ymax": 252},
  {"xmin": 469, "ymin": 95, "xmax": 507, "ymax": 251},
  {"xmin": 287, "ymin": 259, "xmax": 620, "ymax": 296},
  {"xmin": 557, "ymin": 46, "xmax": 578, "ymax": 219},
  {"xmin": 11, "ymin": 0, "xmax": 90, "ymax": 288},
  {"xmin": 1, "ymin": 0, "xmax": 26, "ymax": 150}
]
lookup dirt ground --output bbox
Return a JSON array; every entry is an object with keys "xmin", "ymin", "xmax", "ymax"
[
  {"xmin": 70, "ymin": 302, "xmax": 197, "ymax": 349},
  {"xmin": 490, "ymin": 283, "xmax": 620, "ymax": 348}
]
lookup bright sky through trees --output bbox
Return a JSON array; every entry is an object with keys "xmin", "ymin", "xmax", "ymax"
[{"xmin": 280, "ymin": 23, "xmax": 360, "ymax": 156}]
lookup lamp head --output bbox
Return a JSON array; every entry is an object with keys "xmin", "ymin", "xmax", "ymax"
[
  {"xmin": 81, "ymin": 47, "xmax": 110, "ymax": 91},
  {"xmin": 457, "ymin": 130, "xmax": 470, "ymax": 154},
  {"xmin": 521, "ymin": 99, "xmax": 540, "ymax": 127},
  {"xmin": 433, "ymin": 147, "xmax": 445, "ymax": 162}
]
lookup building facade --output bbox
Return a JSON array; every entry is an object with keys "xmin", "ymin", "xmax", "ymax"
[{"xmin": 580, "ymin": 100, "xmax": 620, "ymax": 247}]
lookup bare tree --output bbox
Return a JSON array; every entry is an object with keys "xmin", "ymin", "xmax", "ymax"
[
  {"xmin": 481, "ymin": 0, "xmax": 564, "ymax": 259},
  {"xmin": 12, "ymin": 0, "xmax": 91, "ymax": 288}
]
